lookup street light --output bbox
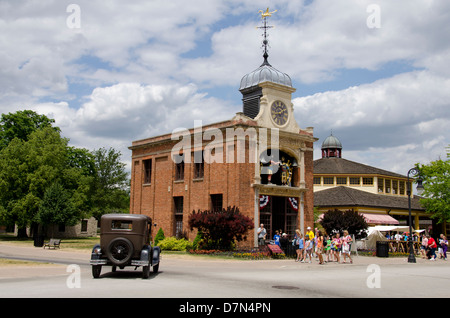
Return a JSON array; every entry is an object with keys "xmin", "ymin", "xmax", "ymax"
[{"xmin": 406, "ymin": 167, "xmax": 424, "ymax": 263}]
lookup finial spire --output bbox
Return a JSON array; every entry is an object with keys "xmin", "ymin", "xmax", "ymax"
[{"xmin": 257, "ymin": 8, "xmax": 277, "ymax": 66}]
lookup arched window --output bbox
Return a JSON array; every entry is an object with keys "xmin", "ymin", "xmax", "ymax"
[{"xmin": 260, "ymin": 149, "xmax": 297, "ymax": 187}]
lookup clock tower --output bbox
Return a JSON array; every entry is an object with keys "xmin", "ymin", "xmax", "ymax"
[{"xmin": 239, "ymin": 9, "xmax": 300, "ymax": 134}]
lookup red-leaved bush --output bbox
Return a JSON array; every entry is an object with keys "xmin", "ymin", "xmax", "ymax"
[{"xmin": 188, "ymin": 206, "xmax": 254, "ymax": 250}]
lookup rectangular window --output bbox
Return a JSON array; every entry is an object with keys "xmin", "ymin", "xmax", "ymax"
[
  {"xmin": 81, "ymin": 220, "xmax": 88, "ymax": 232},
  {"xmin": 392, "ymin": 180, "xmax": 398, "ymax": 194},
  {"xmin": 211, "ymin": 194, "xmax": 223, "ymax": 212},
  {"xmin": 174, "ymin": 215, "xmax": 183, "ymax": 238},
  {"xmin": 174, "ymin": 197, "xmax": 183, "ymax": 238},
  {"xmin": 323, "ymin": 177, "xmax": 334, "ymax": 185},
  {"xmin": 175, "ymin": 155, "xmax": 185, "ymax": 181},
  {"xmin": 194, "ymin": 151, "xmax": 204, "ymax": 179},
  {"xmin": 174, "ymin": 196, "xmax": 183, "ymax": 214},
  {"xmin": 349, "ymin": 177, "xmax": 360, "ymax": 185},
  {"xmin": 378, "ymin": 178, "xmax": 384, "ymax": 193},
  {"xmin": 399, "ymin": 181, "xmax": 405, "ymax": 195},
  {"xmin": 385, "ymin": 179, "xmax": 391, "ymax": 193},
  {"xmin": 336, "ymin": 177, "xmax": 347, "ymax": 185},
  {"xmin": 313, "ymin": 177, "xmax": 321, "ymax": 185},
  {"xmin": 143, "ymin": 159, "xmax": 152, "ymax": 184},
  {"xmin": 363, "ymin": 177, "xmax": 374, "ymax": 185},
  {"xmin": 112, "ymin": 220, "xmax": 132, "ymax": 230}
]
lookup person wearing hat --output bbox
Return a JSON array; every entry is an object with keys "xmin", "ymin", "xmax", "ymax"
[{"xmin": 280, "ymin": 233, "xmax": 289, "ymax": 252}]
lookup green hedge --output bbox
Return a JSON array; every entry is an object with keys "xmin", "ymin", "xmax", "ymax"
[{"xmin": 157, "ymin": 237, "xmax": 193, "ymax": 251}]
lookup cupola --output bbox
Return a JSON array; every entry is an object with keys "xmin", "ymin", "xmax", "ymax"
[
  {"xmin": 321, "ymin": 133, "xmax": 342, "ymax": 158},
  {"xmin": 239, "ymin": 8, "xmax": 292, "ymax": 120}
]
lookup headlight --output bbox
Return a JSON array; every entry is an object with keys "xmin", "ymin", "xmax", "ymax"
[{"xmin": 93, "ymin": 247, "xmax": 102, "ymax": 254}]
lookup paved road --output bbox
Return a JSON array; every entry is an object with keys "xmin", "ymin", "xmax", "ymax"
[{"xmin": 1, "ymin": 243, "xmax": 449, "ymax": 301}]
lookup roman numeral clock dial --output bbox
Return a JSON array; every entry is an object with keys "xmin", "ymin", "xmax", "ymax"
[{"xmin": 270, "ymin": 101, "xmax": 289, "ymax": 126}]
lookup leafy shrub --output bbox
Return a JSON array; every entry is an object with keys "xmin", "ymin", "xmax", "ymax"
[
  {"xmin": 188, "ymin": 206, "xmax": 254, "ymax": 250},
  {"xmin": 154, "ymin": 228, "xmax": 165, "ymax": 246},
  {"xmin": 192, "ymin": 230, "xmax": 203, "ymax": 250},
  {"xmin": 157, "ymin": 237, "xmax": 192, "ymax": 251}
]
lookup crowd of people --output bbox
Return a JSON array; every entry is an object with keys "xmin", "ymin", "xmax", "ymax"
[
  {"xmin": 291, "ymin": 227, "xmax": 353, "ymax": 265},
  {"xmin": 257, "ymin": 224, "xmax": 354, "ymax": 265},
  {"xmin": 257, "ymin": 223, "xmax": 449, "ymax": 263},
  {"xmin": 384, "ymin": 231, "xmax": 448, "ymax": 260},
  {"xmin": 419, "ymin": 233, "xmax": 448, "ymax": 261}
]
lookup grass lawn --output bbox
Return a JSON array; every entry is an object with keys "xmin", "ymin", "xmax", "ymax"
[
  {"xmin": 0, "ymin": 258, "xmax": 53, "ymax": 266},
  {"xmin": 0, "ymin": 233, "xmax": 99, "ymax": 251}
]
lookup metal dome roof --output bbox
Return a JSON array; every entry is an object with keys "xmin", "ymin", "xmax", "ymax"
[
  {"xmin": 239, "ymin": 59, "xmax": 292, "ymax": 91},
  {"xmin": 321, "ymin": 134, "xmax": 342, "ymax": 149}
]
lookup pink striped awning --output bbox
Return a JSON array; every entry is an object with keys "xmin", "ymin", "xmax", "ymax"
[
  {"xmin": 318, "ymin": 213, "xmax": 399, "ymax": 225},
  {"xmin": 361, "ymin": 213, "xmax": 399, "ymax": 225}
]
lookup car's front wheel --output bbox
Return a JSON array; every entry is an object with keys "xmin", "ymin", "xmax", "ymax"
[{"xmin": 143, "ymin": 264, "xmax": 150, "ymax": 279}]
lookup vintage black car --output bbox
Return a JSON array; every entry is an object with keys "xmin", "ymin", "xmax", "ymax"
[{"xmin": 90, "ymin": 213, "xmax": 161, "ymax": 279}]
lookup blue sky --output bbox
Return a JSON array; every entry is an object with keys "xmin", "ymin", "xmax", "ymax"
[{"xmin": 1, "ymin": 0, "xmax": 449, "ymax": 175}]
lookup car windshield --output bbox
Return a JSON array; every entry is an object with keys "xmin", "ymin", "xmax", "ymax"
[{"xmin": 111, "ymin": 220, "xmax": 132, "ymax": 230}]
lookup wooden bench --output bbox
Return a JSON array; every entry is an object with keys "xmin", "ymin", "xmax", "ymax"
[{"xmin": 43, "ymin": 239, "xmax": 61, "ymax": 249}]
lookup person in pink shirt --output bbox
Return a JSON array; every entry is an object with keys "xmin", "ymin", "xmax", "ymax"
[
  {"xmin": 342, "ymin": 230, "xmax": 353, "ymax": 264},
  {"xmin": 332, "ymin": 233, "xmax": 342, "ymax": 263}
]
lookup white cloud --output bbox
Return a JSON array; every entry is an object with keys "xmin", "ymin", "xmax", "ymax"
[
  {"xmin": 32, "ymin": 82, "xmax": 237, "ymax": 167},
  {"xmin": 300, "ymin": 70, "xmax": 450, "ymax": 174},
  {"xmin": 1, "ymin": 0, "xmax": 449, "ymax": 176}
]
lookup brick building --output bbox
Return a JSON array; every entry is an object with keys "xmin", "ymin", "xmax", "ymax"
[{"xmin": 129, "ymin": 17, "xmax": 317, "ymax": 247}]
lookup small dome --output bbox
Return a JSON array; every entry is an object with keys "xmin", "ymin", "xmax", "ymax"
[
  {"xmin": 240, "ymin": 59, "xmax": 292, "ymax": 90},
  {"xmin": 321, "ymin": 134, "xmax": 342, "ymax": 149}
]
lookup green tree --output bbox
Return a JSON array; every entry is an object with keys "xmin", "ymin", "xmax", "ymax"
[
  {"xmin": 154, "ymin": 228, "xmax": 165, "ymax": 246},
  {"xmin": 320, "ymin": 209, "xmax": 368, "ymax": 238},
  {"xmin": 0, "ymin": 127, "xmax": 93, "ymax": 237},
  {"xmin": 35, "ymin": 182, "xmax": 79, "ymax": 236},
  {"xmin": 64, "ymin": 147, "xmax": 96, "ymax": 218},
  {"xmin": 0, "ymin": 110, "xmax": 59, "ymax": 150},
  {"xmin": 0, "ymin": 110, "xmax": 130, "ymax": 236},
  {"xmin": 91, "ymin": 147, "xmax": 129, "ymax": 219},
  {"xmin": 0, "ymin": 127, "xmax": 68, "ymax": 236},
  {"xmin": 416, "ymin": 148, "xmax": 450, "ymax": 224}
]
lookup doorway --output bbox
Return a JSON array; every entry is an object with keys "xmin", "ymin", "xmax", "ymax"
[{"xmin": 260, "ymin": 195, "xmax": 298, "ymax": 240}]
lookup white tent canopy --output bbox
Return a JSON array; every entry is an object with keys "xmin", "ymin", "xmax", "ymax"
[
  {"xmin": 365, "ymin": 230, "xmax": 388, "ymax": 249},
  {"xmin": 367, "ymin": 225, "xmax": 424, "ymax": 235}
]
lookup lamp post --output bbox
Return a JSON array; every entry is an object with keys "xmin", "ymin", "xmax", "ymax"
[{"xmin": 406, "ymin": 167, "xmax": 424, "ymax": 263}]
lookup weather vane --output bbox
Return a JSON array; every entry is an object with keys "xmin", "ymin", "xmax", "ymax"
[{"xmin": 257, "ymin": 8, "xmax": 277, "ymax": 65}]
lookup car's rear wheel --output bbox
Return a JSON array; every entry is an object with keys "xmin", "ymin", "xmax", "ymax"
[
  {"xmin": 92, "ymin": 265, "xmax": 102, "ymax": 278},
  {"xmin": 106, "ymin": 237, "xmax": 134, "ymax": 266}
]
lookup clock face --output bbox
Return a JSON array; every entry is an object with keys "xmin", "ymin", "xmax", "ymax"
[{"xmin": 270, "ymin": 101, "xmax": 289, "ymax": 126}]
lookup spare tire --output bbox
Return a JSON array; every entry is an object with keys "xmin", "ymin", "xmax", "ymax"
[{"xmin": 106, "ymin": 237, "xmax": 134, "ymax": 266}]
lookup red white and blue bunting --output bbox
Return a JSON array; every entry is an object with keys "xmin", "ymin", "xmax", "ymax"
[
  {"xmin": 259, "ymin": 195, "xmax": 270, "ymax": 208},
  {"xmin": 288, "ymin": 197, "xmax": 298, "ymax": 211},
  {"xmin": 259, "ymin": 195, "xmax": 298, "ymax": 211}
]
